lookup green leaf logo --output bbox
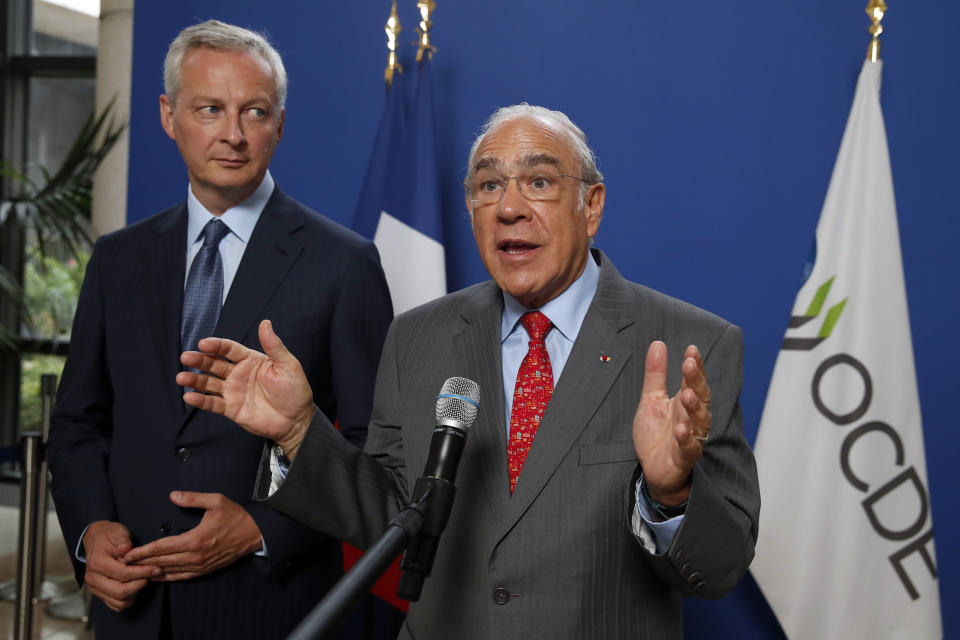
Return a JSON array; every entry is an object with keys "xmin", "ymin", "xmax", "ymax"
[{"xmin": 782, "ymin": 276, "xmax": 848, "ymax": 350}]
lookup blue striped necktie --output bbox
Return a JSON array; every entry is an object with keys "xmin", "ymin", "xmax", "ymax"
[{"xmin": 181, "ymin": 218, "xmax": 230, "ymax": 353}]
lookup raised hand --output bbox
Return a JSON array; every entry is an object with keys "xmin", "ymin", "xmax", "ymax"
[
  {"xmin": 82, "ymin": 520, "xmax": 160, "ymax": 611},
  {"xmin": 632, "ymin": 341, "xmax": 712, "ymax": 505},
  {"xmin": 177, "ymin": 319, "xmax": 314, "ymax": 456},
  {"xmin": 122, "ymin": 491, "xmax": 262, "ymax": 581}
]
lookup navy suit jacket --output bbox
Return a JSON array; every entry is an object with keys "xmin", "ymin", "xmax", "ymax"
[{"xmin": 48, "ymin": 186, "xmax": 393, "ymax": 639}]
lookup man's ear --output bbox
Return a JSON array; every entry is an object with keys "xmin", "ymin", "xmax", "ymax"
[
  {"xmin": 584, "ymin": 183, "xmax": 605, "ymax": 238},
  {"xmin": 159, "ymin": 95, "xmax": 176, "ymax": 141}
]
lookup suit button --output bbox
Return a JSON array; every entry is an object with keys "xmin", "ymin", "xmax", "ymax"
[
  {"xmin": 176, "ymin": 447, "xmax": 190, "ymax": 461},
  {"xmin": 493, "ymin": 586, "xmax": 510, "ymax": 605},
  {"xmin": 688, "ymin": 572, "xmax": 701, "ymax": 585},
  {"xmin": 160, "ymin": 522, "xmax": 171, "ymax": 536}
]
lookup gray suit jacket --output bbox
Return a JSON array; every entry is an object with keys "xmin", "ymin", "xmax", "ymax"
[{"xmin": 263, "ymin": 250, "xmax": 760, "ymax": 639}]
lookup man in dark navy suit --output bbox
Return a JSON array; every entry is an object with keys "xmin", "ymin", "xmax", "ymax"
[{"xmin": 47, "ymin": 19, "xmax": 393, "ymax": 639}]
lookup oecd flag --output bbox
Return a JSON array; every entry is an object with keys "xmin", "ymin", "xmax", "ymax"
[{"xmin": 751, "ymin": 58, "xmax": 941, "ymax": 640}]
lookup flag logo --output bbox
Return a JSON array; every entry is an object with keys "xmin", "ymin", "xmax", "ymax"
[{"xmin": 781, "ymin": 275, "xmax": 848, "ymax": 350}]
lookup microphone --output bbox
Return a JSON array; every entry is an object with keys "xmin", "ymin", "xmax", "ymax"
[{"xmin": 397, "ymin": 376, "xmax": 480, "ymax": 601}]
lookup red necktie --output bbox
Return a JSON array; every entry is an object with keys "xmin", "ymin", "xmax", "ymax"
[{"xmin": 508, "ymin": 311, "xmax": 554, "ymax": 493}]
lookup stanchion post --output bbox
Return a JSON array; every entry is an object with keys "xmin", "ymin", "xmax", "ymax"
[
  {"xmin": 33, "ymin": 374, "xmax": 56, "ymax": 594},
  {"xmin": 14, "ymin": 432, "xmax": 43, "ymax": 640}
]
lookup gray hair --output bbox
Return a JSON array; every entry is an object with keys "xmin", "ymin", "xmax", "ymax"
[
  {"xmin": 163, "ymin": 19, "xmax": 287, "ymax": 109},
  {"xmin": 463, "ymin": 104, "xmax": 604, "ymax": 208}
]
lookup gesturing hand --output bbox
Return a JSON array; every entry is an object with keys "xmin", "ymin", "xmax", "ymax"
[
  {"xmin": 122, "ymin": 491, "xmax": 263, "ymax": 581},
  {"xmin": 82, "ymin": 520, "xmax": 159, "ymax": 612},
  {"xmin": 632, "ymin": 341, "xmax": 712, "ymax": 505},
  {"xmin": 177, "ymin": 319, "xmax": 314, "ymax": 457}
]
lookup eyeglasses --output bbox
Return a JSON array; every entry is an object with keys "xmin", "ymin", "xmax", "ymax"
[{"xmin": 469, "ymin": 170, "xmax": 587, "ymax": 206}]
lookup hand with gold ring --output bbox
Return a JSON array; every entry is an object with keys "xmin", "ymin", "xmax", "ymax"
[{"xmin": 632, "ymin": 341, "xmax": 712, "ymax": 506}]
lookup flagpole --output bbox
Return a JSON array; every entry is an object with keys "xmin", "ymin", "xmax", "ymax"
[
  {"xmin": 416, "ymin": 0, "xmax": 437, "ymax": 63},
  {"xmin": 866, "ymin": 0, "xmax": 887, "ymax": 62},
  {"xmin": 385, "ymin": 0, "xmax": 403, "ymax": 88}
]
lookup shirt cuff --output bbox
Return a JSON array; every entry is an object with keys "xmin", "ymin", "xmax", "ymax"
[
  {"xmin": 268, "ymin": 444, "xmax": 290, "ymax": 496},
  {"xmin": 251, "ymin": 446, "xmax": 292, "ymax": 558},
  {"xmin": 76, "ymin": 524, "xmax": 91, "ymax": 562},
  {"xmin": 631, "ymin": 477, "xmax": 684, "ymax": 554}
]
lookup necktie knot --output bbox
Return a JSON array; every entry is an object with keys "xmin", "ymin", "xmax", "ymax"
[
  {"xmin": 201, "ymin": 218, "xmax": 230, "ymax": 247},
  {"xmin": 521, "ymin": 311, "xmax": 552, "ymax": 344}
]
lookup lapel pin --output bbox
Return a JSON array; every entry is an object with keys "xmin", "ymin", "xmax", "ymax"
[{"xmin": 599, "ymin": 353, "xmax": 611, "ymax": 362}]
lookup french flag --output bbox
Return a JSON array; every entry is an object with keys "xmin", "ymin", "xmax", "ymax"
[
  {"xmin": 342, "ymin": 52, "xmax": 447, "ymax": 640},
  {"xmin": 353, "ymin": 57, "xmax": 446, "ymax": 316}
]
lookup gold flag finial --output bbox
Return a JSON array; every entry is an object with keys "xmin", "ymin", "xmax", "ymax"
[
  {"xmin": 416, "ymin": 0, "xmax": 437, "ymax": 63},
  {"xmin": 385, "ymin": 0, "xmax": 403, "ymax": 88},
  {"xmin": 865, "ymin": 0, "xmax": 887, "ymax": 62}
]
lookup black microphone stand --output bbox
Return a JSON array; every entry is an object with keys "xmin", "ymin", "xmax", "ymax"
[
  {"xmin": 288, "ymin": 377, "xmax": 477, "ymax": 639},
  {"xmin": 286, "ymin": 490, "xmax": 432, "ymax": 640},
  {"xmin": 396, "ymin": 475, "xmax": 458, "ymax": 600}
]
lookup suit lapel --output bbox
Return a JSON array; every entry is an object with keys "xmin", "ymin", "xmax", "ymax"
[
  {"xmin": 495, "ymin": 251, "xmax": 640, "ymax": 541},
  {"xmin": 179, "ymin": 188, "xmax": 305, "ymax": 431},
  {"xmin": 214, "ymin": 188, "xmax": 305, "ymax": 344},
  {"xmin": 148, "ymin": 205, "xmax": 189, "ymax": 416},
  {"xmin": 452, "ymin": 283, "xmax": 510, "ymax": 531}
]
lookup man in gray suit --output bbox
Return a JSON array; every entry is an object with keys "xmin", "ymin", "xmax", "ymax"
[{"xmin": 176, "ymin": 104, "xmax": 760, "ymax": 638}]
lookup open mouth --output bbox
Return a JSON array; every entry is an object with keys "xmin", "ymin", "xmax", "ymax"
[{"xmin": 498, "ymin": 240, "xmax": 538, "ymax": 255}]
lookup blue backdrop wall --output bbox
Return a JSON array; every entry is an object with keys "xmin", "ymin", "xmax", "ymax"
[{"xmin": 127, "ymin": 2, "xmax": 957, "ymax": 637}]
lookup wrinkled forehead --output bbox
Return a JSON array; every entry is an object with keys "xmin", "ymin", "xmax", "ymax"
[
  {"xmin": 180, "ymin": 46, "xmax": 277, "ymax": 91},
  {"xmin": 472, "ymin": 117, "xmax": 577, "ymax": 173},
  {"xmin": 473, "ymin": 152, "xmax": 564, "ymax": 174}
]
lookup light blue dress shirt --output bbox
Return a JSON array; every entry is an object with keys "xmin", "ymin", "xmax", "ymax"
[
  {"xmin": 500, "ymin": 251, "xmax": 682, "ymax": 552},
  {"xmin": 500, "ymin": 253, "xmax": 599, "ymax": 434},
  {"xmin": 184, "ymin": 170, "xmax": 274, "ymax": 299}
]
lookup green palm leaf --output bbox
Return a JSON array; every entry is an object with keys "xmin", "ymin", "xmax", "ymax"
[{"xmin": 0, "ymin": 101, "xmax": 126, "ymax": 352}]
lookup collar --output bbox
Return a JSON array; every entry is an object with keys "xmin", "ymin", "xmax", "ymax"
[
  {"xmin": 501, "ymin": 250, "xmax": 600, "ymax": 343},
  {"xmin": 186, "ymin": 170, "xmax": 275, "ymax": 246}
]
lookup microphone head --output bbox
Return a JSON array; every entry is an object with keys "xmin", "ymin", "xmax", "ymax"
[{"xmin": 435, "ymin": 377, "xmax": 480, "ymax": 431}]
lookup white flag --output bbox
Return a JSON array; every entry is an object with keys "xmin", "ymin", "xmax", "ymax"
[{"xmin": 751, "ymin": 59, "xmax": 942, "ymax": 639}]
